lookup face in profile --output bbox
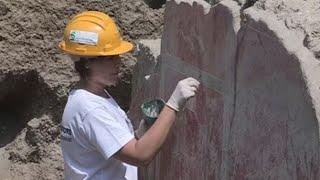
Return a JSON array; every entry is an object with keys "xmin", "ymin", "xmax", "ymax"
[{"xmin": 88, "ymin": 56, "xmax": 122, "ymax": 87}]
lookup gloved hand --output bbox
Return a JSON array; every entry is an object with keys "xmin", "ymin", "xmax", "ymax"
[
  {"xmin": 134, "ymin": 119, "xmax": 150, "ymax": 139},
  {"xmin": 166, "ymin": 77, "xmax": 200, "ymax": 112}
]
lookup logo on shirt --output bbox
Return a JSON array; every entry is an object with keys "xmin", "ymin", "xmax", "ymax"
[{"xmin": 60, "ymin": 125, "xmax": 73, "ymax": 142}]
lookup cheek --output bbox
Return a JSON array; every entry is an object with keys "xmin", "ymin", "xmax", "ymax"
[
  {"xmin": 101, "ymin": 66, "xmax": 112, "ymax": 74},
  {"xmin": 98, "ymin": 60, "xmax": 120, "ymax": 77}
]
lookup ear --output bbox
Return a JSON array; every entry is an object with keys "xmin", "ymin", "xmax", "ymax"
[{"xmin": 84, "ymin": 63, "xmax": 90, "ymax": 69}]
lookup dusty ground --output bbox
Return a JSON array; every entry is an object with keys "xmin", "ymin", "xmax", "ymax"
[{"xmin": 0, "ymin": 0, "xmax": 163, "ymax": 179}]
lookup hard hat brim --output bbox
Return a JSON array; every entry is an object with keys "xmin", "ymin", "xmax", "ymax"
[
  {"xmin": 59, "ymin": 40, "xmax": 134, "ymax": 56},
  {"xmin": 106, "ymin": 40, "xmax": 134, "ymax": 56}
]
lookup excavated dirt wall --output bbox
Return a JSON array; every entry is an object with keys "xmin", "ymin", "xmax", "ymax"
[
  {"xmin": 130, "ymin": 0, "xmax": 320, "ymax": 179},
  {"xmin": 0, "ymin": 0, "xmax": 164, "ymax": 179}
]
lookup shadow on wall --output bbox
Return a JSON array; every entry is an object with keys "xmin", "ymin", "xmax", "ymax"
[{"xmin": 0, "ymin": 71, "xmax": 61, "ymax": 147}]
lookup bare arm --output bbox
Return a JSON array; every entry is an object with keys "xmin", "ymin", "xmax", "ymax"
[
  {"xmin": 114, "ymin": 105, "xmax": 176, "ymax": 166},
  {"xmin": 114, "ymin": 77, "xmax": 200, "ymax": 167}
]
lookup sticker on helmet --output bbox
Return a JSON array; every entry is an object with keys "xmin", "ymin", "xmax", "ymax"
[{"xmin": 69, "ymin": 30, "xmax": 98, "ymax": 45}]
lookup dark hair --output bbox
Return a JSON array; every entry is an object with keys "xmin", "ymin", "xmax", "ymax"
[
  {"xmin": 74, "ymin": 58, "xmax": 90, "ymax": 79},
  {"xmin": 74, "ymin": 56, "xmax": 118, "ymax": 79}
]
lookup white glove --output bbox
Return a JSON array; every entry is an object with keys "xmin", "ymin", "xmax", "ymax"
[
  {"xmin": 134, "ymin": 119, "xmax": 150, "ymax": 139},
  {"xmin": 166, "ymin": 77, "xmax": 200, "ymax": 112}
]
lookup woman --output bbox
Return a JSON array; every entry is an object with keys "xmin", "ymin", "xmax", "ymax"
[{"xmin": 59, "ymin": 11, "xmax": 200, "ymax": 180}]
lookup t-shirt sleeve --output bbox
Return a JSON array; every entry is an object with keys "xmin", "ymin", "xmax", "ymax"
[{"xmin": 82, "ymin": 107, "xmax": 134, "ymax": 159}]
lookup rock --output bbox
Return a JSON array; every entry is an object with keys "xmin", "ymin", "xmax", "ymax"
[
  {"xmin": 139, "ymin": 39, "xmax": 162, "ymax": 57},
  {"xmin": 27, "ymin": 118, "xmax": 40, "ymax": 129},
  {"xmin": 229, "ymin": 7, "xmax": 320, "ymax": 179},
  {"xmin": 132, "ymin": 0, "xmax": 320, "ymax": 179},
  {"xmin": 0, "ymin": 1, "xmax": 9, "ymax": 16},
  {"xmin": 133, "ymin": 0, "xmax": 241, "ymax": 179},
  {"xmin": 8, "ymin": 151, "xmax": 25, "ymax": 163},
  {"xmin": 26, "ymin": 148, "xmax": 41, "ymax": 163}
]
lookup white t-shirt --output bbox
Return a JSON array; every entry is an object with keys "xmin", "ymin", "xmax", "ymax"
[{"xmin": 60, "ymin": 89, "xmax": 137, "ymax": 180}]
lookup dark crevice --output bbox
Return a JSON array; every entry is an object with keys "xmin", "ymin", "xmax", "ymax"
[
  {"xmin": 241, "ymin": 0, "xmax": 258, "ymax": 11},
  {"xmin": 0, "ymin": 35, "xmax": 6, "ymax": 41},
  {"xmin": 0, "ymin": 1, "xmax": 10, "ymax": 16},
  {"xmin": 143, "ymin": 0, "xmax": 166, "ymax": 9},
  {"xmin": 315, "ymin": 51, "xmax": 320, "ymax": 59},
  {"xmin": 303, "ymin": 34, "xmax": 320, "ymax": 60},
  {"xmin": 0, "ymin": 70, "xmax": 62, "ymax": 147},
  {"xmin": 204, "ymin": 0, "xmax": 221, "ymax": 5}
]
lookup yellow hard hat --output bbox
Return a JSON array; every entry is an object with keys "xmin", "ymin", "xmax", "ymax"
[{"xmin": 59, "ymin": 11, "xmax": 133, "ymax": 56}]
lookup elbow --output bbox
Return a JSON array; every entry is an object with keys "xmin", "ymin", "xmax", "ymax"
[
  {"xmin": 136, "ymin": 153, "xmax": 154, "ymax": 167},
  {"xmin": 135, "ymin": 160, "xmax": 151, "ymax": 167},
  {"xmin": 138, "ymin": 159, "xmax": 152, "ymax": 167},
  {"xmin": 142, "ymin": 157, "xmax": 153, "ymax": 167},
  {"xmin": 133, "ymin": 143, "xmax": 156, "ymax": 167}
]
